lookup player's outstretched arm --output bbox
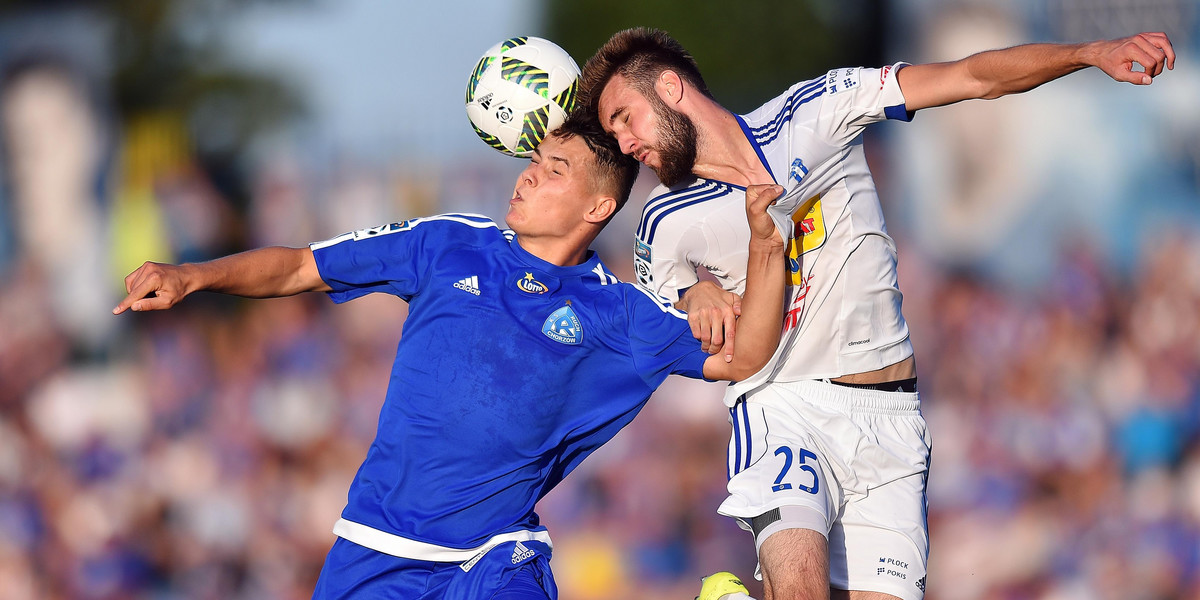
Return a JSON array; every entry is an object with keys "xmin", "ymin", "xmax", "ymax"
[
  {"xmin": 899, "ymin": 32, "xmax": 1175, "ymax": 111},
  {"xmin": 703, "ymin": 184, "xmax": 786, "ymax": 381},
  {"xmin": 112, "ymin": 247, "xmax": 330, "ymax": 314}
]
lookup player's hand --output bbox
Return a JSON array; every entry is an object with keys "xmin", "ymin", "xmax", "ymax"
[
  {"xmin": 745, "ymin": 183, "xmax": 786, "ymax": 246},
  {"xmin": 676, "ymin": 281, "xmax": 742, "ymax": 360},
  {"xmin": 1089, "ymin": 32, "xmax": 1175, "ymax": 85},
  {"xmin": 113, "ymin": 261, "xmax": 191, "ymax": 314}
]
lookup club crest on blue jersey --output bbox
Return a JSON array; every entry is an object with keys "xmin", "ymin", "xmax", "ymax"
[
  {"xmin": 542, "ymin": 305, "xmax": 583, "ymax": 345},
  {"xmin": 516, "ymin": 272, "xmax": 550, "ymax": 294}
]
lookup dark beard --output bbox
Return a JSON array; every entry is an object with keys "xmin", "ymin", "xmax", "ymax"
[{"xmin": 647, "ymin": 92, "xmax": 698, "ymax": 186}]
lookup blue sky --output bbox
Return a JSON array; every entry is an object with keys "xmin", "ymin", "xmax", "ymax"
[{"xmin": 229, "ymin": 0, "xmax": 543, "ymax": 161}]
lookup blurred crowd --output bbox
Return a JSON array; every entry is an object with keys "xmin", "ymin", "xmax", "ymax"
[{"xmin": 3, "ymin": 132, "xmax": 1200, "ymax": 600}]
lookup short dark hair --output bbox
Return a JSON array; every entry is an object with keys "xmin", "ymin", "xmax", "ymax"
[
  {"xmin": 580, "ymin": 27, "xmax": 712, "ymax": 114},
  {"xmin": 550, "ymin": 111, "xmax": 639, "ymax": 218}
]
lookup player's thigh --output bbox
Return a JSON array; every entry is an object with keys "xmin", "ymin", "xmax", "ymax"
[
  {"xmin": 830, "ymin": 473, "xmax": 928, "ymax": 600},
  {"xmin": 759, "ymin": 527, "xmax": 829, "ymax": 600}
]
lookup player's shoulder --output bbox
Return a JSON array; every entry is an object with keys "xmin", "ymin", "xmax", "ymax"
[
  {"xmin": 638, "ymin": 178, "xmax": 741, "ymax": 244},
  {"xmin": 400, "ymin": 213, "xmax": 511, "ymax": 247},
  {"xmin": 313, "ymin": 212, "xmax": 507, "ymax": 257},
  {"xmin": 741, "ymin": 74, "xmax": 828, "ymax": 129},
  {"xmin": 406, "ymin": 213, "xmax": 504, "ymax": 235}
]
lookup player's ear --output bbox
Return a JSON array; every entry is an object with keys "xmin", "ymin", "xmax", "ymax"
[
  {"xmin": 656, "ymin": 70, "xmax": 683, "ymax": 105},
  {"xmin": 584, "ymin": 195, "xmax": 617, "ymax": 225}
]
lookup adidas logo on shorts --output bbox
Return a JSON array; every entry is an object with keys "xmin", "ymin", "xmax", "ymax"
[
  {"xmin": 510, "ymin": 541, "xmax": 536, "ymax": 564},
  {"xmin": 454, "ymin": 275, "xmax": 481, "ymax": 296}
]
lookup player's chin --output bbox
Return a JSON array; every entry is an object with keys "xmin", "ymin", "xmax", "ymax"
[{"xmin": 504, "ymin": 207, "xmax": 523, "ymax": 230}]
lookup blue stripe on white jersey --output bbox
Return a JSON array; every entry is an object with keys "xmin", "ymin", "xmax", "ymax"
[
  {"xmin": 639, "ymin": 181, "xmax": 723, "ymax": 238},
  {"xmin": 750, "ymin": 79, "xmax": 824, "ymax": 146},
  {"xmin": 638, "ymin": 181, "xmax": 732, "ymax": 244}
]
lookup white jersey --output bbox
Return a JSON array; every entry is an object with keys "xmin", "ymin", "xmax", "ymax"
[{"xmin": 634, "ymin": 63, "xmax": 915, "ymax": 398}]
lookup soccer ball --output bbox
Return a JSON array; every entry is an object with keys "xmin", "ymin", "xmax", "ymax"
[{"xmin": 465, "ymin": 36, "xmax": 580, "ymax": 158}]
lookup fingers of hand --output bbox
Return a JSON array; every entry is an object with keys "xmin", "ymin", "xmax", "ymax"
[
  {"xmin": 722, "ymin": 310, "xmax": 736, "ymax": 362},
  {"xmin": 1115, "ymin": 37, "xmax": 1162, "ymax": 83},
  {"xmin": 115, "ymin": 272, "xmax": 166, "ymax": 314},
  {"xmin": 746, "ymin": 184, "xmax": 784, "ymax": 209},
  {"xmin": 708, "ymin": 318, "xmax": 725, "ymax": 350},
  {"xmin": 1137, "ymin": 32, "xmax": 1176, "ymax": 71},
  {"xmin": 688, "ymin": 314, "xmax": 704, "ymax": 344},
  {"xmin": 133, "ymin": 293, "xmax": 174, "ymax": 312},
  {"xmin": 1127, "ymin": 42, "xmax": 1161, "ymax": 81}
]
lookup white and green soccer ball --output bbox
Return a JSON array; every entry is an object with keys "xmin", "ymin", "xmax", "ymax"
[{"xmin": 465, "ymin": 36, "xmax": 580, "ymax": 158}]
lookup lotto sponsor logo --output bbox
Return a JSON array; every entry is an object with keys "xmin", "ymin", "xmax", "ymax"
[
  {"xmin": 516, "ymin": 272, "xmax": 548, "ymax": 294},
  {"xmin": 454, "ymin": 276, "xmax": 481, "ymax": 296}
]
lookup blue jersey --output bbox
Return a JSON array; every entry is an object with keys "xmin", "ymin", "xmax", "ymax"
[{"xmin": 310, "ymin": 213, "xmax": 709, "ymax": 555}]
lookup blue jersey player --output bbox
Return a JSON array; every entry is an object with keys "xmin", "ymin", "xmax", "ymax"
[{"xmin": 114, "ymin": 116, "xmax": 788, "ymax": 599}]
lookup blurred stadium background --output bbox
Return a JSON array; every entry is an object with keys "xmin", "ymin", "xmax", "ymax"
[{"xmin": 0, "ymin": 0, "xmax": 1198, "ymax": 598}]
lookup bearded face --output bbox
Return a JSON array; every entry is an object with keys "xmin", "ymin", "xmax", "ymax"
[{"xmin": 645, "ymin": 89, "xmax": 698, "ymax": 186}]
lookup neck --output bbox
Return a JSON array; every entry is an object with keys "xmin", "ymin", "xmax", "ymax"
[
  {"xmin": 689, "ymin": 103, "xmax": 774, "ymax": 186},
  {"xmin": 515, "ymin": 233, "xmax": 592, "ymax": 267}
]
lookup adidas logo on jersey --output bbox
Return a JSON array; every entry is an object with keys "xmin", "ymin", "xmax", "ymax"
[
  {"xmin": 454, "ymin": 276, "xmax": 481, "ymax": 296},
  {"xmin": 511, "ymin": 541, "xmax": 536, "ymax": 564}
]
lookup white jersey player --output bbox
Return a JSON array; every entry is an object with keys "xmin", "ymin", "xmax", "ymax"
[
  {"xmin": 583, "ymin": 27, "xmax": 1174, "ymax": 600},
  {"xmin": 635, "ymin": 63, "xmax": 914, "ymax": 389}
]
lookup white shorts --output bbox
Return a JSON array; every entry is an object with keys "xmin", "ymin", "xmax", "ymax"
[{"xmin": 717, "ymin": 380, "xmax": 931, "ymax": 600}]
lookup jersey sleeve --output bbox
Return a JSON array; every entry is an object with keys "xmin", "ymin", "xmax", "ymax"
[
  {"xmin": 623, "ymin": 284, "xmax": 711, "ymax": 385},
  {"xmin": 634, "ymin": 187, "xmax": 709, "ymax": 303},
  {"xmin": 813, "ymin": 62, "xmax": 912, "ymax": 148},
  {"xmin": 308, "ymin": 218, "xmax": 441, "ymax": 303}
]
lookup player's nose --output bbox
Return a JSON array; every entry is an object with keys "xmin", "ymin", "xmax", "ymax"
[
  {"xmin": 519, "ymin": 162, "xmax": 537, "ymax": 186},
  {"xmin": 617, "ymin": 133, "xmax": 638, "ymax": 156}
]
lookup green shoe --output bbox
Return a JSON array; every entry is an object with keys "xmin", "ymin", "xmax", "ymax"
[{"xmin": 695, "ymin": 571, "xmax": 748, "ymax": 600}]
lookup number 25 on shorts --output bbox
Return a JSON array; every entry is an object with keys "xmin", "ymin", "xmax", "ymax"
[{"xmin": 772, "ymin": 446, "xmax": 820, "ymax": 494}]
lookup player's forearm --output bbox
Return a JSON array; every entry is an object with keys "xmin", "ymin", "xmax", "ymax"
[
  {"xmin": 964, "ymin": 42, "xmax": 1091, "ymax": 99},
  {"xmin": 185, "ymin": 246, "xmax": 330, "ymax": 298},
  {"xmin": 901, "ymin": 42, "xmax": 1089, "ymax": 110},
  {"xmin": 704, "ymin": 238, "xmax": 785, "ymax": 380}
]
